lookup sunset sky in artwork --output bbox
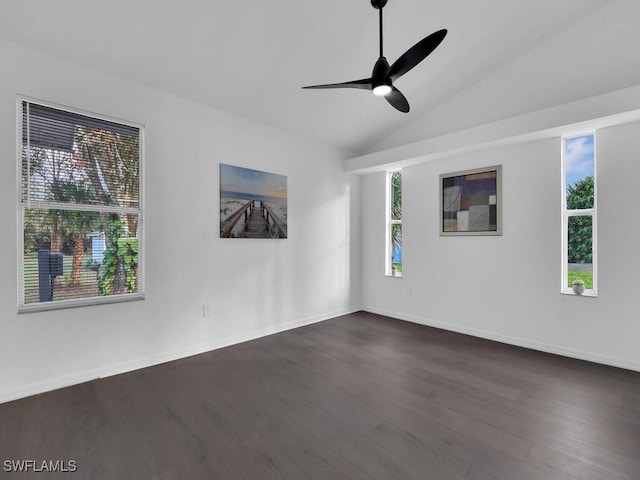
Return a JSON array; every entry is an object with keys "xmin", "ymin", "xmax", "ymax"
[{"xmin": 220, "ymin": 164, "xmax": 287, "ymax": 199}]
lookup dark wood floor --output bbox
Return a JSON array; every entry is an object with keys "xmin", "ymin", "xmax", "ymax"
[{"xmin": 1, "ymin": 312, "xmax": 640, "ymax": 479}]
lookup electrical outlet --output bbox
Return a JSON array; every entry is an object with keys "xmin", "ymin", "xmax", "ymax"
[
  {"xmin": 406, "ymin": 286, "xmax": 413, "ymax": 297},
  {"xmin": 203, "ymin": 304, "xmax": 212, "ymax": 317}
]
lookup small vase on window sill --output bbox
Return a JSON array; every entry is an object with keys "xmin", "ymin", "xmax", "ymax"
[
  {"xmin": 391, "ymin": 265, "xmax": 397, "ymax": 276},
  {"xmin": 571, "ymin": 279, "xmax": 585, "ymax": 295}
]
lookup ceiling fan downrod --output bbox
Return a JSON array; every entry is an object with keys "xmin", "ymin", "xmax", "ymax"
[
  {"xmin": 371, "ymin": 0, "xmax": 391, "ymax": 96},
  {"xmin": 377, "ymin": 2, "xmax": 384, "ymax": 58}
]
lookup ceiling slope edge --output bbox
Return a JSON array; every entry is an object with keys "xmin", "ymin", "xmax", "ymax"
[{"xmin": 345, "ymin": 83, "xmax": 640, "ymax": 174}]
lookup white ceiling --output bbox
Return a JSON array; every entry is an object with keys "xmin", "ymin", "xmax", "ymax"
[{"xmin": 0, "ymin": 0, "xmax": 611, "ymax": 155}]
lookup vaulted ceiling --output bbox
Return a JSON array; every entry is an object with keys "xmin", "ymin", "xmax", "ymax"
[{"xmin": 0, "ymin": 0, "xmax": 617, "ymax": 155}]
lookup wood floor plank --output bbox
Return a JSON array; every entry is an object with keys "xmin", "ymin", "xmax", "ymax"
[
  {"xmin": 203, "ymin": 349, "xmax": 431, "ymax": 480},
  {"xmin": 246, "ymin": 333, "xmax": 545, "ymax": 480},
  {"xmin": 223, "ymin": 340, "xmax": 499, "ymax": 480},
  {"xmin": 1, "ymin": 312, "xmax": 639, "ymax": 479},
  {"xmin": 526, "ymin": 443, "xmax": 626, "ymax": 480}
]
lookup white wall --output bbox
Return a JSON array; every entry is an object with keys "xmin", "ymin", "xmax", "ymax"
[
  {"xmin": 0, "ymin": 38, "xmax": 361, "ymax": 403},
  {"xmin": 361, "ymin": 122, "xmax": 640, "ymax": 371}
]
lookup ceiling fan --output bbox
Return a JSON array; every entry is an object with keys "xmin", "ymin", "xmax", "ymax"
[{"xmin": 302, "ymin": 0, "xmax": 447, "ymax": 113}]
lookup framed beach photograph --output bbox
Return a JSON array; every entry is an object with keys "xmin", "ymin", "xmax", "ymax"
[
  {"xmin": 219, "ymin": 164, "xmax": 288, "ymax": 239},
  {"xmin": 440, "ymin": 165, "xmax": 502, "ymax": 236}
]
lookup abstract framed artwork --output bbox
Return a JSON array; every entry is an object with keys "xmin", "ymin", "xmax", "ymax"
[
  {"xmin": 219, "ymin": 164, "xmax": 288, "ymax": 239},
  {"xmin": 440, "ymin": 165, "xmax": 502, "ymax": 236}
]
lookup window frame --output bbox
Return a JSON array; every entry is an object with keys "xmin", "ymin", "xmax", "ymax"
[
  {"xmin": 385, "ymin": 169, "xmax": 402, "ymax": 277},
  {"xmin": 16, "ymin": 96, "xmax": 145, "ymax": 312},
  {"xmin": 561, "ymin": 133, "xmax": 597, "ymax": 297}
]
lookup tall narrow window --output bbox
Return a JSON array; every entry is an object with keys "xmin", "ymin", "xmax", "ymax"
[
  {"xmin": 562, "ymin": 133, "xmax": 596, "ymax": 295},
  {"xmin": 386, "ymin": 170, "xmax": 402, "ymax": 277},
  {"xmin": 18, "ymin": 99, "xmax": 144, "ymax": 311}
]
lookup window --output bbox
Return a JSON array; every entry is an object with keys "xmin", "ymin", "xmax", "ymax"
[
  {"xmin": 386, "ymin": 170, "xmax": 402, "ymax": 276},
  {"xmin": 18, "ymin": 99, "xmax": 144, "ymax": 311},
  {"xmin": 562, "ymin": 133, "xmax": 596, "ymax": 296}
]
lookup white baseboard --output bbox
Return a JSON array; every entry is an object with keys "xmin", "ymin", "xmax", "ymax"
[
  {"xmin": 363, "ymin": 306, "xmax": 640, "ymax": 373},
  {"xmin": 0, "ymin": 306, "xmax": 360, "ymax": 404}
]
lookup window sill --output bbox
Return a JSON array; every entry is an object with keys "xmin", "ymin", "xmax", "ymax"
[
  {"xmin": 386, "ymin": 273, "xmax": 403, "ymax": 278},
  {"xmin": 561, "ymin": 290, "xmax": 597, "ymax": 298},
  {"xmin": 18, "ymin": 293, "xmax": 145, "ymax": 314}
]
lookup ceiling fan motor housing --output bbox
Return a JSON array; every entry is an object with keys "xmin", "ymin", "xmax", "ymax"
[{"xmin": 372, "ymin": 56, "xmax": 391, "ymax": 93}]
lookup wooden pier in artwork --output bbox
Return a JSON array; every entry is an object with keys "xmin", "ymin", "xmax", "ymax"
[{"xmin": 220, "ymin": 200, "xmax": 287, "ymax": 238}]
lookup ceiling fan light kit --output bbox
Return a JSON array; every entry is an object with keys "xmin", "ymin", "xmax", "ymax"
[
  {"xmin": 303, "ymin": 0, "xmax": 447, "ymax": 113},
  {"xmin": 373, "ymin": 84, "xmax": 392, "ymax": 96}
]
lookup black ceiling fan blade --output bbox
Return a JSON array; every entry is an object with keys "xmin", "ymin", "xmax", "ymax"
[
  {"xmin": 388, "ymin": 29, "xmax": 447, "ymax": 82},
  {"xmin": 302, "ymin": 78, "xmax": 372, "ymax": 90},
  {"xmin": 385, "ymin": 86, "xmax": 410, "ymax": 113}
]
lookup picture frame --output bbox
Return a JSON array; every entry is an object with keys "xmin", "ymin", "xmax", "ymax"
[
  {"xmin": 219, "ymin": 164, "xmax": 288, "ymax": 239},
  {"xmin": 440, "ymin": 165, "xmax": 502, "ymax": 236}
]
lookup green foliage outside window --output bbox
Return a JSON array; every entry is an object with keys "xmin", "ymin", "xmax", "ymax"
[
  {"xmin": 566, "ymin": 176, "xmax": 594, "ymax": 264},
  {"xmin": 566, "ymin": 176, "xmax": 594, "ymax": 210},
  {"xmin": 98, "ymin": 220, "xmax": 138, "ymax": 295}
]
